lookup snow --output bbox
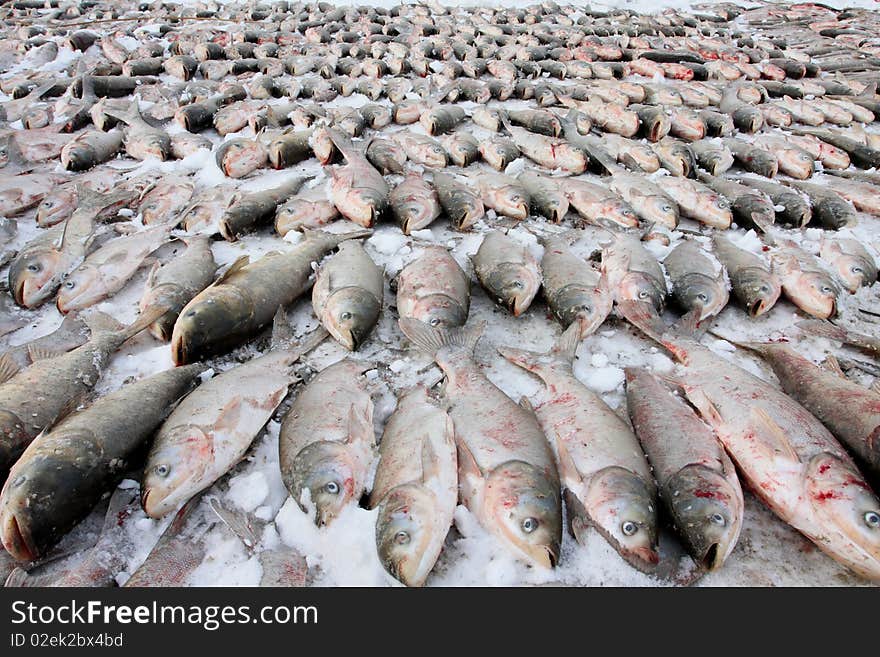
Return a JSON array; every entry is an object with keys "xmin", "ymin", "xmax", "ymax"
[{"xmin": 0, "ymin": 0, "xmax": 878, "ymax": 589}]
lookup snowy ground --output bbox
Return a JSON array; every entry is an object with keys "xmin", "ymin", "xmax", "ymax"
[{"xmin": 1, "ymin": 1, "xmax": 880, "ymax": 586}]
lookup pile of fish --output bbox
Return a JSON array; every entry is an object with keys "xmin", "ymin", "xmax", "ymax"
[{"xmin": 0, "ymin": 0, "xmax": 879, "ymax": 587}]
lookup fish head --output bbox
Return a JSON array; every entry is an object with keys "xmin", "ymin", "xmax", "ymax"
[
  {"xmin": 141, "ymin": 424, "xmax": 211, "ymax": 519},
  {"xmin": 411, "ymin": 294, "xmax": 469, "ymax": 329},
  {"xmin": 805, "ymin": 454, "xmax": 880, "ymax": 577},
  {"xmin": 375, "ymin": 483, "xmax": 444, "ymax": 587},
  {"xmin": 702, "ymin": 194, "xmax": 733, "ymax": 228},
  {"xmin": 838, "ymin": 256, "xmax": 878, "ymax": 293},
  {"xmin": 483, "ymin": 460, "xmax": 561, "ymax": 569},
  {"xmin": 666, "ymin": 464, "xmax": 742, "ymax": 570},
  {"xmin": 552, "ymin": 285, "xmax": 610, "ymax": 336},
  {"xmin": 290, "ymin": 440, "xmax": 359, "ymax": 526},
  {"xmin": 36, "ymin": 190, "xmax": 76, "ymax": 227},
  {"xmin": 492, "ymin": 185, "xmax": 529, "ymax": 221},
  {"xmin": 783, "ymin": 149, "xmax": 815, "ymax": 179},
  {"xmin": 579, "ymin": 466, "xmax": 659, "ymax": 569},
  {"xmin": 8, "ymin": 248, "xmax": 62, "ymax": 308},
  {"xmin": 56, "ymin": 265, "xmax": 102, "ymax": 314},
  {"xmin": 485, "ymin": 262, "xmax": 541, "ymax": 316},
  {"xmin": 673, "ymin": 273, "xmax": 727, "ymax": 319},
  {"xmin": 395, "ymin": 198, "xmax": 435, "ymax": 235},
  {"xmin": 618, "ymin": 272, "xmax": 665, "ymax": 312},
  {"xmin": 127, "ymin": 132, "xmax": 171, "ymax": 161},
  {"xmin": 322, "ymin": 287, "xmax": 381, "ymax": 350},
  {"xmin": 219, "ymin": 141, "xmax": 266, "ymax": 178},
  {"xmin": 422, "ymin": 143, "xmax": 448, "ymax": 168},
  {"xmin": 793, "ymin": 271, "xmax": 839, "ymax": 319},
  {"xmin": 61, "ymin": 144, "xmax": 96, "ymax": 171},
  {"xmin": 736, "ymin": 268, "xmax": 781, "ymax": 317},
  {"xmin": 171, "ymin": 288, "xmax": 253, "ymax": 364}
]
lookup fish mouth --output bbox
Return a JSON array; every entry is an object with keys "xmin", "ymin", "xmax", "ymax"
[
  {"xmin": 628, "ymin": 545, "xmax": 661, "ymax": 567},
  {"xmin": 171, "ymin": 335, "xmax": 188, "ymax": 365},
  {"xmin": 2, "ymin": 513, "xmax": 36, "ymax": 563},
  {"xmin": 749, "ymin": 298, "xmax": 767, "ymax": 317},
  {"xmin": 11, "ymin": 277, "xmax": 26, "ymax": 307},
  {"xmin": 140, "ymin": 488, "xmax": 152, "ymax": 513},
  {"xmin": 702, "ymin": 543, "xmax": 721, "ymax": 571}
]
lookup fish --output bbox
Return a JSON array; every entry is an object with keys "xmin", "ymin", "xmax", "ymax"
[
  {"xmin": 737, "ymin": 341, "xmax": 880, "ymax": 480},
  {"xmin": 501, "ymin": 325, "xmax": 657, "ymax": 569},
  {"xmin": 370, "ymin": 386, "xmax": 457, "ymax": 587},
  {"xmin": 328, "ymin": 128, "xmax": 389, "ymax": 227},
  {"xmin": 420, "ymin": 105, "xmax": 466, "ymax": 135},
  {"xmin": 142, "ymin": 324, "xmax": 327, "ymax": 519},
  {"xmin": 712, "ymin": 235, "xmax": 780, "ymax": 317},
  {"xmin": 516, "ymin": 170, "xmax": 569, "ymax": 223},
  {"xmin": 432, "ymin": 171, "xmax": 484, "ymax": 231},
  {"xmin": 104, "ymin": 100, "xmax": 172, "ymax": 161},
  {"xmin": 139, "ymin": 237, "xmax": 218, "ymax": 342},
  {"xmin": 540, "ymin": 235, "xmax": 612, "ymax": 338},
  {"xmin": 772, "ymin": 240, "xmax": 841, "ymax": 319},
  {"xmin": 56, "ymin": 225, "xmax": 171, "ymax": 314},
  {"xmin": 600, "ymin": 134, "xmax": 660, "ymax": 173},
  {"xmin": 477, "ymin": 136, "xmax": 520, "ymax": 171},
  {"xmin": 625, "ymin": 368, "xmax": 743, "ymax": 571},
  {"xmin": 312, "ymin": 240, "xmax": 384, "ymax": 351},
  {"xmin": 60, "ymin": 129, "xmax": 123, "ymax": 171},
  {"xmin": 619, "ymin": 299, "xmax": 880, "ymax": 582},
  {"xmin": 788, "ymin": 127, "xmax": 880, "ymax": 169},
  {"xmin": 466, "ymin": 170, "xmax": 530, "ymax": 221},
  {"xmin": 565, "ymin": 178, "xmax": 639, "ymax": 228},
  {"xmin": 439, "ymin": 132, "xmax": 480, "ymax": 168},
  {"xmin": 602, "ymin": 233, "xmax": 668, "ymax": 311},
  {"xmin": 366, "ymin": 137, "xmax": 406, "ymax": 175},
  {"xmin": 0, "ymin": 363, "xmax": 204, "ymax": 562},
  {"xmin": 219, "ymin": 175, "xmax": 309, "ymax": 241},
  {"xmin": 8, "ymin": 186, "xmax": 139, "ymax": 308},
  {"xmin": 399, "ymin": 319, "xmax": 561, "ymax": 568},
  {"xmin": 690, "ymin": 139, "xmax": 734, "ymax": 176},
  {"xmin": 396, "ymin": 246, "xmax": 470, "ymax": 329},
  {"xmin": 752, "ymin": 135, "xmax": 815, "ymax": 180},
  {"xmin": 279, "ymin": 359, "xmax": 376, "ymax": 526},
  {"xmin": 171, "ymin": 230, "xmax": 369, "ymax": 364},
  {"xmin": 819, "ymin": 237, "xmax": 878, "ymax": 294},
  {"xmin": 390, "ymin": 173, "xmax": 441, "ymax": 235},
  {"xmin": 815, "ymin": 176, "xmax": 880, "ymax": 217},
  {"xmin": 215, "ymin": 137, "xmax": 268, "ymax": 179},
  {"xmin": 395, "ymin": 131, "xmax": 448, "ymax": 169},
  {"xmin": 266, "ymin": 129, "xmax": 313, "ymax": 170},
  {"xmin": 721, "ymin": 138, "xmax": 778, "ymax": 178},
  {"xmin": 179, "ymin": 187, "xmax": 235, "ymax": 235},
  {"xmin": 139, "ymin": 180, "xmax": 195, "ymax": 226},
  {"xmin": 663, "ymin": 240, "xmax": 729, "ymax": 320},
  {"xmin": 731, "ymin": 176, "xmax": 811, "ymax": 228},
  {"xmin": 609, "ymin": 171, "xmax": 679, "ymax": 229},
  {"xmin": 797, "ymin": 320, "xmax": 880, "ymax": 360},
  {"xmin": 472, "ymin": 231, "xmax": 541, "ymax": 316},
  {"xmin": 501, "ymin": 117, "xmax": 587, "ymax": 174},
  {"xmin": 660, "ymin": 177, "xmax": 732, "ymax": 229},
  {"xmin": 505, "ymin": 108, "xmax": 562, "ymax": 137}
]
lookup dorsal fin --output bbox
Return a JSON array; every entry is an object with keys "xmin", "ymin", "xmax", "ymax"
[{"xmin": 213, "ymin": 255, "xmax": 250, "ymax": 285}]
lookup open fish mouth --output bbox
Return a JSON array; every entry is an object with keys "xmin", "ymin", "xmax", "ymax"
[
  {"xmin": 2, "ymin": 513, "xmax": 36, "ymax": 563},
  {"xmin": 702, "ymin": 543, "xmax": 721, "ymax": 571},
  {"xmin": 749, "ymin": 298, "xmax": 768, "ymax": 317}
]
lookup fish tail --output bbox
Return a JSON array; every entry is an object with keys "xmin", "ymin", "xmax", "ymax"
[
  {"xmin": 399, "ymin": 318, "xmax": 484, "ymax": 358},
  {"xmin": 498, "ymin": 322, "xmax": 580, "ymax": 377},
  {"xmin": 83, "ymin": 310, "xmax": 124, "ymax": 335},
  {"xmin": 119, "ymin": 303, "xmax": 173, "ymax": 342},
  {"xmin": 617, "ymin": 299, "xmax": 690, "ymax": 363}
]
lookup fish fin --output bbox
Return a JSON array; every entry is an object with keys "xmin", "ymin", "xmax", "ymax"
[
  {"xmin": 419, "ymin": 436, "xmax": 441, "ymax": 485},
  {"xmin": 270, "ymin": 306, "xmax": 295, "ymax": 350},
  {"xmin": 213, "ymin": 255, "xmax": 250, "ymax": 285},
  {"xmin": 166, "ymin": 493, "xmax": 205, "ymax": 535},
  {"xmin": 555, "ymin": 437, "xmax": 584, "ymax": 487},
  {"xmin": 83, "ymin": 310, "xmax": 124, "ymax": 335},
  {"xmin": 796, "ymin": 319, "xmax": 847, "ymax": 342},
  {"xmin": 42, "ymin": 394, "xmax": 86, "ymax": 433},
  {"xmin": 103, "ymin": 98, "xmax": 141, "ymax": 125},
  {"xmin": 518, "ymin": 395, "xmax": 534, "ymax": 413},
  {"xmin": 119, "ymin": 303, "xmax": 173, "ymax": 342},
  {"xmin": 209, "ymin": 498, "xmax": 261, "ymax": 551},
  {"xmin": 399, "ymin": 318, "xmax": 485, "ymax": 359},
  {"xmin": 284, "ymin": 325, "xmax": 330, "ymax": 361},
  {"xmin": 617, "ymin": 300, "xmax": 689, "ymax": 362},
  {"xmin": 821, "ymin": 354, "xmax": 846, "ymax": 379},
  {"xmin": 346, "ymin": 403, "xmax": 374, "ymax": 447},
  {"xmin": 26, "ymin": 345, "xmax": 63, "ymax": 362},
  {"xmin": 0, "ymin": 353, "xmax": 19, "ymax": 383},
  {"xmin": 860, "ymin": 81, "xmax": 877, "ymax": 97},
  {"xmin": 750, "ymin": 407, "xmax": 800, "ymax": 464},
  {"xmin": 144, "ymin": 259, "xmax": 161, "ymax": 289},
  {"xmin": 673, "ymin": 305, "xmax": 703, "ymax": 339},
  {"xmin": 682, "ymin": 386, "xmax": 724, "ymax": 429},
  {"xmin": 454, "ymin": 436, "xmax": 484, "ymax": 504}
]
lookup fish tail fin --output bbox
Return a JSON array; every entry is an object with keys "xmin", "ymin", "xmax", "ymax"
[
  {"xmin": 83, "ymin": 310, "xmax": 124, "ymax": 335},
  {"xmin": 399, "ymin": 318, "xmax": 484, "ymax": 358},
  {"xmin": 499, "ymin": 322, "xmax": 580, "ymax": 377},
  {"xmin": 796, "ymin": 319, "xmax": 848, "ymax": 342},
  {"xmin": 209, "ymin": 499, "xmax": 261, "ymax": 551},
  {"xmin": 103, "ymin": 98, "xmax": 141, "ymax": 125}
]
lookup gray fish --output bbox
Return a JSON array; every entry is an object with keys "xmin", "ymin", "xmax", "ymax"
[
  {"xmin": 390, "ymin": 173, "xmax": 441, "ymax": 235},
  {"xmin": 663, "ymin": 240, "xmax": 729, "ymax": 320},
  {"xmin": 785, "ymin": 181, "xmax": 856, "ymax": 230},
  {"xmin": 721, "ymin": 138, "xmax": 778, "ymax": 178},
  {"xmin": 625, "ymin": 369, "xmax": 743, "ymax": 571},
  {"xmin": 440, "ymin": 132, "xmax": 480, "ymax": 168},
  {"xmin": 365, "ymin": 138, "xmax": 406, "ymax": 175},
  {"xmin": 433, "ymin": 171, "xmax": 484, "ymax": 231},
  {"xmin": 0, "ymin": 314, "xmax": 89, "ymax": 385},
  {"xmin": 60, "ymin": 129, "xmax": 123, "ymax": 171},
  {"xmin": 104, "ymin": 100, "xmax": 172, "ymax": 161},
  {"xmin": 602, "ymin": 233, "xmax": 667, "ymax": 312},
  {"xmin": 279, "ymin": 359, "xmax": 376, "ymax": 526},
  {"xmin": 696, "ymin": 172, "xmax": 775, "ymax": 232},
  {"xmin": 712, "ymin": 235, "xmax": 781, "ymax": 317},
  {"xmin": 329, "ymin": 128, "xmax": 389, "ymax": 227},
  {"xmin": 731, "ymin": 176, "xmax": 811, "ymax": 227},
  {"xmin": 472, "ymin": 231, "xmax": 541, "ymax": 316},
  {"xmin": 219, "ymin": 175, "xmax": 309, "ymax": 241},
  {"xmin": 517, "ymin": 171, "xmax": 569, "ymax": 223},
  {"xmin": 267, "ymin": 129, "xmax": 313, "ymax": 170}
]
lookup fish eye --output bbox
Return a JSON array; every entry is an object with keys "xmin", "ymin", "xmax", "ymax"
[
  {"xmin": 697, "ymin": 293, "xmax": 708, "ymax": 302},
  {"xmin": 820, "ymin": 285, "xmax": 833, "ymax": 294},
  {"xmin": 865, "ymin": 511, "xmax": 880, "ymax": 529},
  {"xmin": 394, "ymin": 530, "xmax": 411, "ymax": 545},
  {"xmin": 64, "ymin": 281, "xmax": 75, "ymax": 289},
  {"xmin": 512, "ymin": 280, "xmax": 524, "ymax": 289},
  {"xmin": 27, "ymin": 263, "xmax": 40, "ymax": 272},
  {"xmin": 621, "ymin": 521, "xmax": 638, "ymax": 536},
  {"xmin": 340, "ymin": 311, "xmax": 353, "ymax": 321},
  {"xmin": 716, "ymin": 199, "xmax": 729, "ymax": 209},
  {"xmin": 851, "ymin": 266, "xmax": 864, "ymax": 274},
  {"xmin": 521, "ymin": 517, "xmax": 538, "ymax": 533},
  {"xmin": 709, "ymin": 513, "xmax": 726, "ymax": 526},
  {"xmin": 324, "ymin": 481, "xmax": 340, "ymax": 495},
  {"xmin": 637, "ymin": 290, "xmax": 649, "ymax": 299},
  {"xmin": 579, "ymin": 304, "xmax": 592, "ymax": 313},
  {"xmin": 429, "ymin": 317, "xmax": 441, "ymax": 326},
  {"xmin": 155, "ymin": 464, "xmax": 170, "ymax": 477},
  {"xmin": 661, "ymin": 204, "xmax": 673, "ymax": 213}
]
